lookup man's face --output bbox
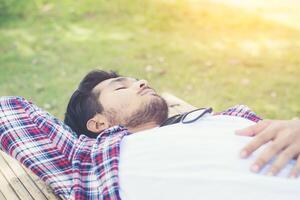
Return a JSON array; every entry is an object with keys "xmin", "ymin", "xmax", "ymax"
[{"xmin": 92, "ymin": 76, "xmax": 168, "ymax": 128}]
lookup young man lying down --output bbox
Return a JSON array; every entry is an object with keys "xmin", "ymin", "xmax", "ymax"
[{"xmin": 0, "ymin": 70, "xmax": 299, "ymax": 200}]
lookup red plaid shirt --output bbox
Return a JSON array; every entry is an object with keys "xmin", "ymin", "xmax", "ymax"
[
  {"xmin": 0, "ymin": 96, "xmax": 261, "ymax": 200},
  {"xmin": 0, "ymin": 96, "xmax": 128, "ymax": 200}
]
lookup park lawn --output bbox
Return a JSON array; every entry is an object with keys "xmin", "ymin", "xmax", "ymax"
[{"xmin": 0, "ymin": 0, "xmax": 299, "ymax": 119}]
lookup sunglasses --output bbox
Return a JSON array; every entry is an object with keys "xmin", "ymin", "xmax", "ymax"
[{"xmin": 160, "ymin": 107, "xmax": 213, "ymax": 127}]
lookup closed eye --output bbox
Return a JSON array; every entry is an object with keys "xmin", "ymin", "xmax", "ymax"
[{"xmin": 115, "ymin": 87, "xmax": 127, "ymax": 90}]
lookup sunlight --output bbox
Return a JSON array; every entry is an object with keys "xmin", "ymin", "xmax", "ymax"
[{"xmin": 195, "ymin": 0, "xmax": 300, "ymax": 30}]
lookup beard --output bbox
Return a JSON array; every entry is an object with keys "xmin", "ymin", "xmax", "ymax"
[
  {"xmin": 104, "ymin": 95, "xmax": 169, "ymax": 128},
  {"xmin": 125, "ymin": 95, "xmax": 169, "ymax": 128}
]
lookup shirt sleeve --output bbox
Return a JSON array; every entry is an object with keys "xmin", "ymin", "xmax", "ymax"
[
  {"xmin": 216, "ymin": 104, "xmax": 262, "ymax": 122},
  {"xmin": 0, "ymin": 96, "xmax": 76, "ymax": 197}
]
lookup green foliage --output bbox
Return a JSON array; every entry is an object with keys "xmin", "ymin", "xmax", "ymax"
[
  {"xmin": 0, "ymin": 0, "xmax": 36, "ymax": 22},
  {"xmin": 0, "ymin": 0, "xmax": 299, "ymax": 119}
]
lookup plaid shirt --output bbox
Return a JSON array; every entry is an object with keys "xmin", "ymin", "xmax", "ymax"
[
  {"xmin": 0, "ymin": 96, "xmax": 261, "ymax": 200},
  {"xmin": 217, "ymin": 104, "xmax": 262, "ymax": 122},
  {"xmin": 0, "ymin": 96, "xmax": 128, "ymax": 200}
]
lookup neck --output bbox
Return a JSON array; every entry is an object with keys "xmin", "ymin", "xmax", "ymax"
[{"xmin": 127, "ymin": 121, "xmax": 159, "ymax": 133}]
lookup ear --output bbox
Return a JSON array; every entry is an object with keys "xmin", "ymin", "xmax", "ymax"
[{"xmin": 86, "ymin": 114, "xmax": 110, "ymax": 134}]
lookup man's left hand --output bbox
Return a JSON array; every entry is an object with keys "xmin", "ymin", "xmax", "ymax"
[{"xmin": 236, "ymin": 120, "xmax": 300, "ymax": 177}]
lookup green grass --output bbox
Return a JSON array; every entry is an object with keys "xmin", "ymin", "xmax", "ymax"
[{"xmin": 0, "ymin": 0, "xmax": 300, "ymax": 119}]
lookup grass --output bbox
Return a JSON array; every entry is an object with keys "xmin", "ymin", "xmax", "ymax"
[{"xmin": 0, "ymin": 0, "xmax": 299, "ymax": 120}]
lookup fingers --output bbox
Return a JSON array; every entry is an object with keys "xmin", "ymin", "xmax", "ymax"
[
  {"xmin": 267, "ymin": 144, "xmax": 298, "ymax": 176},
  {"xmin": 290, "ymin": 155, "xmax": 300, "ymax": 178},
  {"xmin": 250, "ymin": 135, "xmax": 288, "ymax": 173},
  {"xmin": 238, "ymin": 120, "xmax": 300, "ymax": 177},
  {"xmin": 240, "ymin": 124, "xmax": 278, "ymax": 158},
  {"xmin": 236, "ymin": 120, "xmax": 271, "ymax": 137}
]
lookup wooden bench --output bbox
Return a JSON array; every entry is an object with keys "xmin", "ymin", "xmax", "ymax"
[{"xmin": 0, "ymin": 93, "xmax": 195, "ymax": 200}]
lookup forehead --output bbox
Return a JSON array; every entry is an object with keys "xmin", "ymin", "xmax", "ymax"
[{"xmin": 92, "ymin": 76, "xmax": 137, "ymax": 93}]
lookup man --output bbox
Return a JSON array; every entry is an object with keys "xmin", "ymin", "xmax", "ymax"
[
  {"xmin": 0, "ymin": 70, "xmax": 299, "ymax": 200},
  {"xmin": 64, "ymin": 70, "xmax": 300, "ymax": 178}
]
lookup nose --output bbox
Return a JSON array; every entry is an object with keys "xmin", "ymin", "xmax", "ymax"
[{"xmin": 136, "ymin": 79, "xmax": 149, "ymax": 89}]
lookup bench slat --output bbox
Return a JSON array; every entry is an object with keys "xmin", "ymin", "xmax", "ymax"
[
  {"xmin": 0, "ymin": 189, "xmax": 7, "ymax": 200},
  {"xmin": 21, "ymin": 166, "xmax": 60, "ymax": 200},
  {"xmin": 1, "ymin": 151, "xmax": 49, "ymax": 200},
  {"xmin": 0, "ymin": 151, "xmax": 34, "ymax": 200},
  {"xmin": 0, "ymin": 152, "xmax": 21, "ymax": 200}
]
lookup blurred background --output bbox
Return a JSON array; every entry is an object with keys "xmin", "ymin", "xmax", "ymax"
[{"xmin": 0, "ymin": 0, "xmax": 299, "ymax": 119}]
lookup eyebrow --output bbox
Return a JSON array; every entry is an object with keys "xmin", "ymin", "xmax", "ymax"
[
  {"xmin": 108, "ymin": 77, "xmax": 138, "ymax": 86},
  {"xmin": 109, "ymin": 77, "xmax": 127, "ymax": 85}
]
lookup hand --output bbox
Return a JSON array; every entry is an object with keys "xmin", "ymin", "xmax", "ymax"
[{"xmin": 236, "ymin": 120, "xmax": 300, "ymax": 177}]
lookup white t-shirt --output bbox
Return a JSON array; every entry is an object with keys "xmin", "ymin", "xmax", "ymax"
[{"xmin": 118, "ymin": 115, "xmax": 300, "ymax": 200}]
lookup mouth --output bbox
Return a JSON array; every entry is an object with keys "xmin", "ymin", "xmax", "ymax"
[{"xmin": 139, "ymin": 88, "xmax": 156, "ymax": 96}]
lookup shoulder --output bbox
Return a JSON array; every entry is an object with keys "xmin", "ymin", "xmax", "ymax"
[{"xmin": 215, "ymin": 105, "xmax": 262, "ymax": 123}]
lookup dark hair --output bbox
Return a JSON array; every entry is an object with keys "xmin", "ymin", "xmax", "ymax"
[{"xmin": 64, "ymin": 70, "xmax": 119, "ymax": 138}]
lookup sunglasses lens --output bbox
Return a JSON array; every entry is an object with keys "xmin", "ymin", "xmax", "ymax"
[{"xmin": 182, "ymin": 109, "xmax": 206, "ymax": 123}]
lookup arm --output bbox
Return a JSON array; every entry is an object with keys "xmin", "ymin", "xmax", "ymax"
[
  {"xmin": 0, "ymin": 96, "xmax": 127, "ymax": 199},
  {"xmin": 0, "ymin": 96, "xmax": 75, "ymax": 196}
]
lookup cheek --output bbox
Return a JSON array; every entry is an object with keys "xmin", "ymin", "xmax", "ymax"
[{"xmin": 100, "ymin": 92, "xmax": 139, "ymax": 111}]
